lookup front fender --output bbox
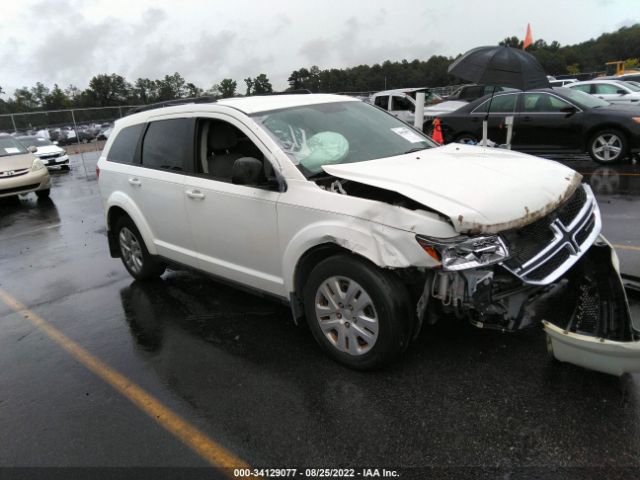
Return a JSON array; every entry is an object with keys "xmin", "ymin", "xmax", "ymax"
[
  {"xmin": 281, "ymin": 220, "xmax": 432, "ymax": 293},
  {"xmin": 106, "ymin": 192, "xmax": 157, "ymax": 255}
]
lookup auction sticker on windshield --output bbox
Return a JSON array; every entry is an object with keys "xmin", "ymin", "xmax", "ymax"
[
  {"xmin": 391, "ymin": 127, "xmax": 424, "ymax": 143},
  {"xmin": 4, "ymin": 147, "xmax": 20, "ymax": 154}
]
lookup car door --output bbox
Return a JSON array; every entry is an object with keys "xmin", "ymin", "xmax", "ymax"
[
  {"xmin": 468, "ymin": 93, "xmax": 519, "ymax": 144},
  {"xmin": 593, "ymin": 82, "xmax": 626, "ymax": 103},
  {"xmin": 513, "ymin": 92, "xmax": 583, "ymax": 152},
  {"xmin": 135, "ymin": 117, "xmax": 198, "ymax": 268},
  {"xmin": 389, "ymin": 95, "xmax": 415, "ymax": 124},
  {"xmin": 183, "ymin": 115, "xmax": 283, "ymax": 296}
]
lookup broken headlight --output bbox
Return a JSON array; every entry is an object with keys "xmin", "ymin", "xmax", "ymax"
[{"xmin": 416, "ymin": 234, "xmax": 509, "ymax": 271}]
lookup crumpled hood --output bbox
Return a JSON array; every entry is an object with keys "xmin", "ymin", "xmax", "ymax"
[{"xmin": 322, "ymin": 143, "xmax": 582, "ymax": 234}]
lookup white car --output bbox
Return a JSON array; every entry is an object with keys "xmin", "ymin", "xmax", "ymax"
[
  {"xmin": 97, "ymin": 94, "xmax": 640, "ymax": 374},
  {"xmin": 371, "ymin": 88, "xmax": 444, "ymax": 126},
  {"xmin": 569, "ymin": 79, "xmax": 640, "ymax": 104},
  {"xmin": 16, "ymin": 136, "xmax": 70, "ymax": 170},
  {"xmin": 549, "ymin": 78, "xmax": 578, "ymax": 87}
]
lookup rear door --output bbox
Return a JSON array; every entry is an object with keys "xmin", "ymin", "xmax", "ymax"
[
  {"xmin": 469, "ymin": 93, "xmax": 519, "ymax": 144},
  {"xmin": 136, "ymin": 117, "xmax": 198, "ymax": 268}
]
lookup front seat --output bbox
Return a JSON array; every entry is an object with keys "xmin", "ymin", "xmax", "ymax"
[{"xmin": 207, "ymin": 123, "xmax": 245, "ymax": 180}]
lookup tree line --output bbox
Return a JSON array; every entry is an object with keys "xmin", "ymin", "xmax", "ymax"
[{"xmin": 1, "ymin": 24, "xmax": 639, "ymax": 114}]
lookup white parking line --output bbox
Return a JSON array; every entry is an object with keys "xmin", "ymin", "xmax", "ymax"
[{"xmin": 0, "ymin": 223, "xmax": 62, "ymax": 242}]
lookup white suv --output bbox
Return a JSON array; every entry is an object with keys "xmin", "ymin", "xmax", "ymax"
[{"xmin": 97, "ymin": 94, "xmax": 640, "ymax": 374}]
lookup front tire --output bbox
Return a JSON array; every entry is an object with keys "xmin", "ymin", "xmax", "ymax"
[
  {"xmin": 588, "ymin": 129, "xmax": 628, "ymax": 164},
  {"xmin": 36, "ymin": 189, "xmax": 50, "ymax": 199},
  {"xmin": 115, "ymin": 216, "xmax": 165, "ymax": 280},
  {"xmin": 303, "ymin": 254, "xmax": 413, "ymax": 370}
]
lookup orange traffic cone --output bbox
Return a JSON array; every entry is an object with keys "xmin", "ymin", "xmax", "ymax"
[{"xmin": 431, "ymin": 118, "xmax": 444, "ymax": 144}]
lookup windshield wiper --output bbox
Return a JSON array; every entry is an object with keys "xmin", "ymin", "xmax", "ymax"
[{"xmin": 402, "ymin": 147, "xmax": 429, "ymax": 155}]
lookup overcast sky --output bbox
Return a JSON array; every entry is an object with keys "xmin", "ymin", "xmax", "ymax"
[{"xmin": 0, "ymin": 0, "xmax": 637, "ymax": 96}]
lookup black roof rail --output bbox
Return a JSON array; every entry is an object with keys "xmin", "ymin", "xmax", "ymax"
[{"xmin": 126, "ymin": 96, "xmax": 217, "ymax": 115}]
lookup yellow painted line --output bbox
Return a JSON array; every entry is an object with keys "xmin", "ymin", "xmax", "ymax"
[
  {"xmin": 613, "ymin": 244, "xmax": 640, "ymax": 252},
  {"xmin": 0, "ymin": 288, "xmax": 251, "ymax": 476}
]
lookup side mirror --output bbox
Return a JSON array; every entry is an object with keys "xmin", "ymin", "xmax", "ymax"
[
  {"xmin": 27, "ymin": 146, "xmax": 38, "ymax": 153},
  {"xmin": 617, "ymin": 89, "xmax": 627, "ymax": 95},
  {"xmin": 232, "ymin": 157, "xmax": 263, "ymax": 185},
  {"xmin": 560, "ymin": 105, "xmax": 577, "ymax": 115}
]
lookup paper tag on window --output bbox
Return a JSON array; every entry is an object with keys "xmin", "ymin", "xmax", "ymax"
[
  {"xmin": 4, "ymin": 147, "xmax": 20, "ymax": 154},
  {"xmin": 391, "ymin": 127, "xmax": 424, "ymax": 143}
]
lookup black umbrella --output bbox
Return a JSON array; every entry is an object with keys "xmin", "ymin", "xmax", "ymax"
[
  {"xmin": 447, "ymin": 46, "xmax": 550, "ymax": 146},
  {"xmin": 448, "ymin": 45, "xmax": 550, "ymax": 90}
]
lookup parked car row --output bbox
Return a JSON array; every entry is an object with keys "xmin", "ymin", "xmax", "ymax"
[{"xmin": 436, "ymin": 87, "xmax": 640, "ymax": 164}]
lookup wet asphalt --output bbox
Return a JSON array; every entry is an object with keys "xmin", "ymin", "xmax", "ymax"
[{"xmin": 1, "ymin": 151, "xmax": 640, "ymax": 477}]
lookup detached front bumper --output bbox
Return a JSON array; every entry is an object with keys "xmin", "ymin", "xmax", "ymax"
[{"xmin": 543, "ymin": 239, "xmax": 640, "ymax": 375}]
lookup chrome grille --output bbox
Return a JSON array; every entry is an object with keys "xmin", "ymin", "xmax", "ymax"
[
  {"xmin": 0, "ymin": 168, "xmax": 29, "ymax": 178},
  {"xmin": 38, "ymin": 153, "xmax": 62, "ymax": 160},
  {"xmin": 500, "ymin": 184, "xmax": 601, "ymax": 285}
]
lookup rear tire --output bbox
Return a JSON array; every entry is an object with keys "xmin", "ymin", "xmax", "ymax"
[
  {"xmin": 115, "ymin": 216, "xmax": 166, "ymax": 280},
  {"xmin": 302, "ymin": 254, "xmax": 413, "ymax": 370},
  {"xmin": 588, "ymin": 129, "xmax": 628, "ymax": 164}
]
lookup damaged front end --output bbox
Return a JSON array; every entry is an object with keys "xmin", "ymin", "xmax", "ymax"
[{"xmin": 414, "ymin": 184, "xmax": 640, "ymax": 375}]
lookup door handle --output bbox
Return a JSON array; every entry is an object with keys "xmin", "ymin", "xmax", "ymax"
[
  {"xmin": 186, "ymin": 189, "xmax": 205, "ymax": 200},
  {"xmin": 523, "ymin": 116, "xmax": 532, "ymax": 122},
  {"xmin": 128, "ymin": 177, "xmax": 141, "ymax": 186}
]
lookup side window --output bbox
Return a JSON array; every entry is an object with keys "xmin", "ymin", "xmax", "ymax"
[
  {"xmin": 473, "ymin": 94, "xmax": 517, "ymax": 113},
  {"xmin": 463, "ymin": 86, "xmax": 483, "ymax": 100},
  {"xmin": 523, "ymin": 93, "xmax": 571, "ymax": 112},
  {"xmin": 196, "ymin": 119, "xmax": 274, "ymax": 186},
  {"xmin": 571, "ymin": 84, "xmax": 592, "ymax": 93},
  {"xmin": 594, "ymin": 83, "xmax": 621, "ymax": 94},
  {"xmin": 141, "ymin": 118, "xmax": 194, "ymax": 171},
  {"xmin": 391, "ymin": 96, "xmax": 413, "ymax": 111},
  {"xmin": 106, "ymin": 124, "xmax": 144, "ymax": 164},
  {"xmin": 374, "ymin": 95, "xmax": 389, "ymax": 110}
]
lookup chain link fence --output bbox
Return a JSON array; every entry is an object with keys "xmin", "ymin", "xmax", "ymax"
[{"xmin": 0, "ymin": 105, "xmax": 143, "ymax": 154}]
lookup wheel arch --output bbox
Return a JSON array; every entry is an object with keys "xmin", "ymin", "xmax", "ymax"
[
  {"xmin": 283, "ymin": 222, "xmax": 418, "ymax": 322},
  {"xmin": 583, "ymin": 123, "xmax": 631, "ymax": 151},
  {"xmin": 106, "ymin": 192, "xmax": 157, "ymax": 257}
]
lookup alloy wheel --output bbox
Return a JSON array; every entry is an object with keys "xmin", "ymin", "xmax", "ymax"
[
  {"xmin": 592, "ymin": 134, "xmax": 623, "ymax": 162},
  {"xmin": 119, "ymin": 227, "xmax": 143, "ymax": 274},
  {"xmin": 314, "ymin": 276, "xmax": 379, "ymax": 355}
]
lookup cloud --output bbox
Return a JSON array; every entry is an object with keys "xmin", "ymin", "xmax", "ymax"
[{"xmin": 298, "ymin": 16, "xmax": 444, "ymax": 70}]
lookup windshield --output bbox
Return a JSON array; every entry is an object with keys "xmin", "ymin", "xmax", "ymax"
[
  {"xmin": 253, "ymin": 101, "xmax": 437, "ymax": 175},
  {"xmin": 17, "ymin": 136, "xmax": 53, "ymax": 147},
  {"xmin": 618, "ymin": 81, "xmax": 640, "ymax": 92},
  {"xmin": 558, "ymin": 88, "xmax": 610, "ymax": 109},
  {"xmin": 0, "ymin": 136, "xmax": 29, "ymax": 157}
]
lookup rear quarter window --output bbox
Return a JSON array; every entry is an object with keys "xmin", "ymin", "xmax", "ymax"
[{"xmin": 106, "ymin": 124, "xmax": 144, "ymax": 164}]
